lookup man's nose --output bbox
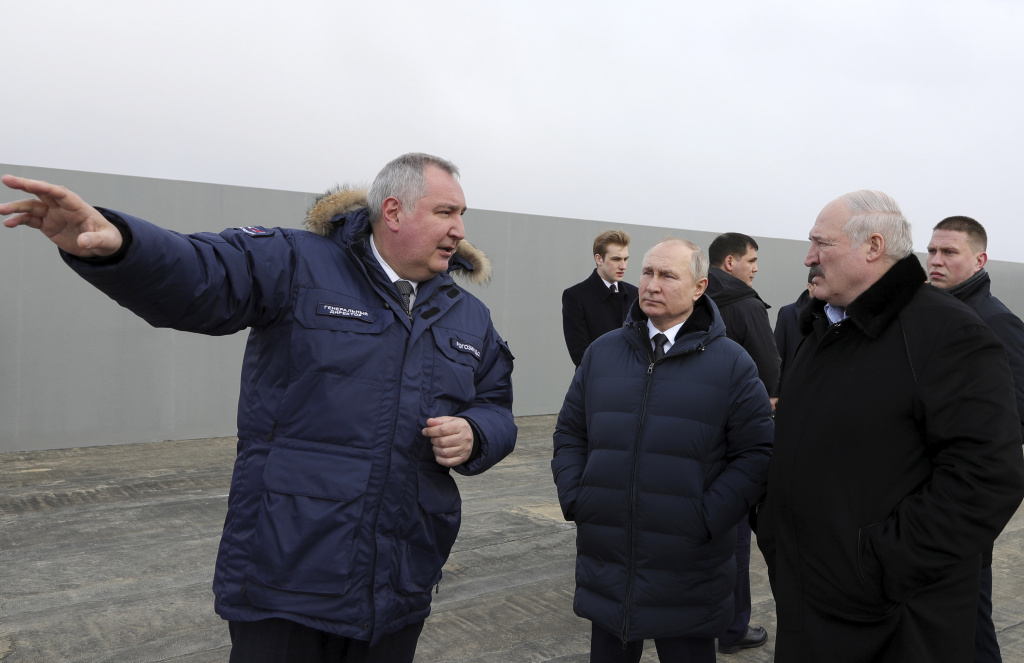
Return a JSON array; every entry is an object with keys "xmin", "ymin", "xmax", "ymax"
[
  {"xmin": 804, "ymin": 245, "xmax": 816, "ymax": 267},
  {"xmin": 450, "ymin": 214, "xmax": 466, "ymax": 240}
]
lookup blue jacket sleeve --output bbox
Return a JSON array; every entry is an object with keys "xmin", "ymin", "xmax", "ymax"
[
  {"xmin": 454, "ymin": 326, "xmax": 517, "ymax": 476},
  {"xmin": 62, "ymin": 210, "xmax": 295, "ymax": 335}
]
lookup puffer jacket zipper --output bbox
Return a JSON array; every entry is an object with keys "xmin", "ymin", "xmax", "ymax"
[{"xmin": 620, "ymin": 327, "xmax": 706, "ymax": 645}]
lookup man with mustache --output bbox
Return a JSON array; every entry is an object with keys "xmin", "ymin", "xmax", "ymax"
[
  {"xmin": 0, "ymin": 153, "xmax": 517, "ymax": 663},
  {"xmin": 757, "ymin": 190, "xmax": 1024, "ymax": 662},
  {"xmin": 562, "ymin": 229, "xmax": 640, "ymax": 368},
  {"xmin": 926, "ymin": 215, "xmax": 1024, "ymax": 663},
  {"xmin": 553, "ymin": 238, "xmax": 773, "ymax": 663}
]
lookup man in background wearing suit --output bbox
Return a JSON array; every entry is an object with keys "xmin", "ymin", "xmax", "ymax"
[{"xmin": 562, "ymin": 229, "xmax": 639, "ymax": 368}]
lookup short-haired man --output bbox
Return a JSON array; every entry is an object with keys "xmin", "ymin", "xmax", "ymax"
[
  {"xmin": 562, "ymin": 229, "xmax": 639, "ymax": 368},
  {"xmin": 927, "ymin": 215, "xmax": 1024, "ymax": 663},
  {"xmin": 758, "ymin": 191, "xmax": 1024, "ymax": 663},
  {"xmin": 0, "ymin": 153, "xmax": 517, "ymax": 663},
  {"xmin": 705, "ymin": 231, "xmax": 780, "ymax": 654},
  {"xmin": 552, "ymin": 239, "xmax": 773, "ymax": 663}
]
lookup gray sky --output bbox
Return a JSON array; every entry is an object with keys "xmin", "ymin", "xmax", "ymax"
[{"xmin": 3, "ymin": 1, "xmax": 1022, "ymax": 260}]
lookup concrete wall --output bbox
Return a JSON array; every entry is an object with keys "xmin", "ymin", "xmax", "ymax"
[{"xmin": 4, "ymin": 163, "xmax": 1024, "ymax": 452}]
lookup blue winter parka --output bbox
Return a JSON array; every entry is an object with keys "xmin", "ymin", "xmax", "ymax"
[
  {"xmin": 551, "ymin": 295, "xmax": 772, "ymax": 642},
  {"xmin": 62, "ymin": 188, "xmax": 517, "ymax": 644}
]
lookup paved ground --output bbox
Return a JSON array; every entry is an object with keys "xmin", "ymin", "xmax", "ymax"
[{"xmin": 2, "ymin": 414, "xmax": 1023, "ymax": 662}]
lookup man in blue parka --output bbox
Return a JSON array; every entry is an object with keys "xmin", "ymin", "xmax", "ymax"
[
  {"xmin": 0, "ymin": 153, "xmax": 517, "ymax": 663},
  {"xmin": 552, "ymin": 238, "xmax": 773, "ymax": 663}
]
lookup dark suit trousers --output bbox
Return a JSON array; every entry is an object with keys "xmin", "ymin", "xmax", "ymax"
[
  {"xmin": 228, "ymin": 618, "xmax": 424, "ymax": 663},
  {"xmin": 590, "ymin": 623, "xmax": 714, "ymax": 663},
  {"xmin": 718, "ymin": 519, "xmax": 752, "ymax": 646}
]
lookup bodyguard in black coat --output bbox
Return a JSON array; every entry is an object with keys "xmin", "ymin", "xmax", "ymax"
[
  {"xmin": 705, "ymin": 268, "xmax": 780, "ymax": 397},
  {"xmin": 562, "ymin": 230, "xmax": 639, "ymax": 368},
  {"xmin": 926, "ymin": 218, "xmax": 1024, "ymax": 438},
  {"xmin": 705, "ymin": 233, "xmax": 778, "ymax": 653},
  {"xmin": 926, "ymin": 216, "xmax": 1024, "ymax": 663},
  {"xmin": 759, "ymin": 191, "xmax": 1024, "ymax": 663}
]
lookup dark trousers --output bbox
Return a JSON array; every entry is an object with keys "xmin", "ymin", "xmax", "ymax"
[
  {"xmin": 228, "ymin": 618, "xmax": 424, "ymax": 663},
  {"xmin": 590, "ymin": 623, "xmax": 714, "ymax": 663},
  {"xmin": 975, "ymin": 563, "xmax": 1002, "ymax": 663},
  {"xmin": 718, "ymin": 518, "xmax": 752, "ymax": 646}
]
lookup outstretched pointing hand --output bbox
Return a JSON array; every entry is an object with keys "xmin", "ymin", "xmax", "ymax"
[{"xmin": 1, "ymin": 174, "xmax": 123, "ymax": 257}]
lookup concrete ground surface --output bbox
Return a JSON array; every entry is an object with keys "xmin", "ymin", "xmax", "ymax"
[{"xmin": 1, "ymin": 414, "xmax": 1023, "ymax": 662}]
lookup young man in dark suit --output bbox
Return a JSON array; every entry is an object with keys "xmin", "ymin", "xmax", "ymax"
[{"xmin": 562, "ymin": 229, "xmax": 640, "ymax": 368}]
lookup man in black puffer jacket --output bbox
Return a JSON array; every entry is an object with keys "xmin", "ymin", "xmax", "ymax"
[{"xmin": 552, "ymin": 238, "xmax": 773, "ymax": 663}]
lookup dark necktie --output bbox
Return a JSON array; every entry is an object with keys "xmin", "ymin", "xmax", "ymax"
[
  {"xmin": 610, "ymin": 283, "xmax": 618, "ymax": 294},
  {"xmin": 395, "ymin": 280, "xmax": 414, "ymax": 317},
  {"xmin": 653, "ymin": 333, "xmax": 668, "ymax": 360}
]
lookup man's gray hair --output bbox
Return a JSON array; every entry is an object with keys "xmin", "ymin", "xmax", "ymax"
[
  {"xmin": 644, "ymin": 238, "xmax": 709, "ymax": 282},
  {"xmin": 367, "ymin": 153, "xmax": 460, "ymax": 225},
  {"xmin": 839, "ymin": 190, "xmax": 914, "ymax": 261}
]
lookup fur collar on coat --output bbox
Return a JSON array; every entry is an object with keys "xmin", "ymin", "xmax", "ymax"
[
  {"xmin": 801, "ymin": 254, "xmax": 926, "ymax": 339},
  {"xmin": 303, "ymin": 185, "xmax": 492, "ymax": 285}
]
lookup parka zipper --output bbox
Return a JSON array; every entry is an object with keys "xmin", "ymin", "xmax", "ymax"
[{"xmin": 619, "ymin": 326, "xmax": 704, "ymax": 645}]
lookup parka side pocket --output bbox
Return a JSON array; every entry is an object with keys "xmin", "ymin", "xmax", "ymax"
[
  {"xmin": 396, "ymin": 469, "xmax": 462, "ymax": 595},
  {"xmin": 245, "ymin": 448, "xmax": 372, "ymax": 595}
]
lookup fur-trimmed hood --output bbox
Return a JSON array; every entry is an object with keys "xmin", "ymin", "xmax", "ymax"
[{"xmin": 303, "ymin": 185, "xmax": 491, "ymax": 285}]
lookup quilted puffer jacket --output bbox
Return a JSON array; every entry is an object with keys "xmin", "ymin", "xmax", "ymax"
[{"xmin": 552, "ymin": 295, "xmax": 772, "ymax": 642}]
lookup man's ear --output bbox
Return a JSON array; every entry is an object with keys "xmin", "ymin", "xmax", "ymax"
[
  {"xmin": 976, "ymin": 251, "xmax": 988, "ymax": 272},
  {"xmin": 381, "ymin": 197, "xmax": 402, "ymax": 232},
  {"xmin": 723, "ymin": 254, "xmax": 735, "ymax": 273},
  {"xmin": 693, "ymin": 277, "xmax": 709, "ymax": 300},
  {"xmin": 594, "ymin": 253, "xmax": 603, "ymax": 267},
  {"xmin": 865, "ymin": 233, "xmax": 886, "ymax": 263}
]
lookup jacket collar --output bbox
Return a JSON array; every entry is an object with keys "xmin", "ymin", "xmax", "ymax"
[
  {"xmin": 626, "ymin": 293, "xmax": 727, "ymax": 355},
  {"xmin": 303, "ymin": 184, "xmax": 492, "ymax": 284},
  {"xmin": 946, "ymin": 268, "xmax": 990, "ymax": 301},
  {"xmin": 586, "ymin": 268, "xmax": 619, "ymax": 299},
  {"xmin": 706, "ymin": 267, "xmax": 770, "ymax": 309},
  {"xmin": 800, "ymin": 254, "xmax": 926, "ymax": 339}
]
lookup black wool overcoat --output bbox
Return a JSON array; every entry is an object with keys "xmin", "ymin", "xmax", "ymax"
[{"xmin": 757, "ymin": 255, "xmax": 1024, "ymax": 663}]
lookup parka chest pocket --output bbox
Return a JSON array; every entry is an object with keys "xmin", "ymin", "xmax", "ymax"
[
  {"xmin": 290, "ymin": 288, "xmax": 396, "ymax": 377},
  {"xmin": 428, "ymin": 326, "xmax": 484, "ymax": 411},
  {"xmin": 293, "ymin": 288, "xmax": 395, "ymax": 334}
]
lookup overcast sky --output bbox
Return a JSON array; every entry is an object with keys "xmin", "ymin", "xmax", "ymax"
[{"xmin": 3, "ymin": 1, "xmax": 1022, "ymax": 260}]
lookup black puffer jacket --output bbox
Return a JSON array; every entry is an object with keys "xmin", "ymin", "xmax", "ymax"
[{"xmin": 552, "ymin": 295, "xmax": 773, "ymax": 642}]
